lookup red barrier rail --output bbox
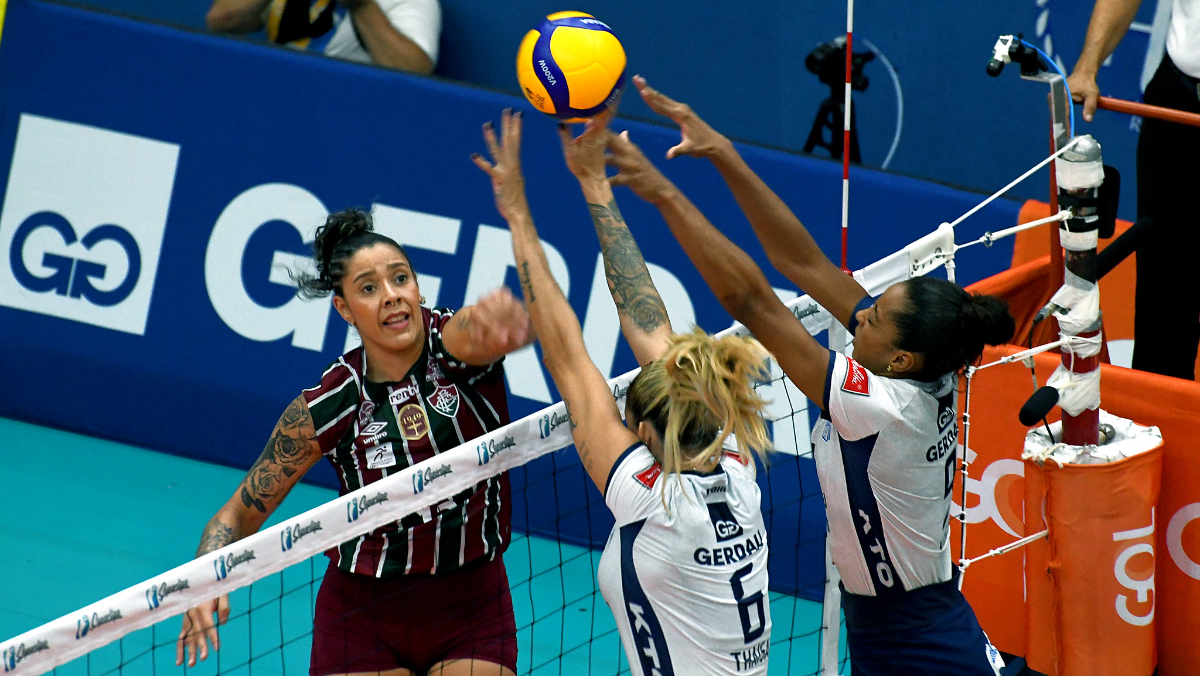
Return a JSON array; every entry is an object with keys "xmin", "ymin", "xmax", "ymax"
[{"xmin": 1095, "ymin": 95, "xmax": 1200, "ymax": 128}]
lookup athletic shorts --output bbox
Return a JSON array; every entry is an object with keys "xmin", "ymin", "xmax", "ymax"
[
  {"xmin": 842, "ymin": 580, "xmax": 1004, "ymax": 676},
  {"xmin": 310, "ymin": 555, "xmax": 517, "ymax": 675}
]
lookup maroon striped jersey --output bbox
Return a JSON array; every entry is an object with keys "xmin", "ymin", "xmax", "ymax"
[{"xmin": 302, "ymin": 307, "xmax": 512, "ymax": 577}]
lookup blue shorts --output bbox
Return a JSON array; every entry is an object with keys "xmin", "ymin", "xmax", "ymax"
[{"xmin": 842, "ymin": 579, "xmax": 1004, "ymax": 676}]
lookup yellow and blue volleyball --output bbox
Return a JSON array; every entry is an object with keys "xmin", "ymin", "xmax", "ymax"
[{"xmin": 516, "ymin": 12, "xmax": 626, "ymax": 123}]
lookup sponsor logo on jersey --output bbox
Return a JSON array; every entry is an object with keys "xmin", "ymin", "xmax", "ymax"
[
  {"xmin": 708, "ymin": 502, "xmax": 744, "ymax": 542},
  {"xmin": 0, "ymin": 115, "xmax": 178, "ymax": 336},
  {"xmin": 397, "ymin": 404, "xmax": 429, "ymax": 440},
  {"xmin": 412, "ymin": 464, "xmax": 453, "ymax": 494},
  {"xmin": 538, "ymin": 410, "xmax": 572, "ymax": 439},
  {"xmin": 357, "ymin": 400, "xmax": 375, "ymax": 427},
  {"xmin": 279, "ymin": 520, "xmax": 322, "ymax": 552},
  {"xmin": 634, "ymin": 463, "xmax": 662, "ymax": 489},
  {"xmin": 822, "ymin": 420, "xmax": 832, "ymax": 442},
  {"xmin": 926, "ymin": 423, "xmax": 959, "ymax": 462},
  {"xmin": 841, "ymin": 359, "xmax": 870, "ymax": 396},
  {"xmin": 428, "ymin": 383, "xmax": 460, "ymax": 418},
  {"xmin": 346, "ymin": 492, "xmax": 389, "ymax": 523},
  {"xmin": 75, "ymin": 608, "xmax": 122, "ymax": 640},
  {"xmin": 213, "ymin": 549, "xmax": 256, "ymax": 581},
  {"xmin": 388, "ymin": 382, "xmax": 419, "ymax": 406},
  {"xmin": 476, "ymin": 435, "xmax": 516, "ymax": 465},
  {"xmin": 731, "ymin": 639, "xmax": 770, "ymax": 672},
  {"xmin": 144, "ymin": 579, "xmax": 189, "ymax": 610},
  {"xmin": 426, "ymin": 361, "xmax": 445, "ymax": 381},
  {"xmin": 355, "ymin": 420, "xmax": 388, "ymax": 448},
  {"xmin": 366, "ymin": 442, "xmax": 396, "ymax": 470},
  {"xmin": 2, "ymin": 640, "xmax": 49, "ymax": 672},
  {"xmin": 693, "ymin": 529, "xmax": 766, "ymax": 567}
]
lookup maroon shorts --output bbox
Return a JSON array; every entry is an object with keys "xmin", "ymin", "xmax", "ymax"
[{"xmin": 310, "ymin": 555, "xmax": 517, "ymax": 675}]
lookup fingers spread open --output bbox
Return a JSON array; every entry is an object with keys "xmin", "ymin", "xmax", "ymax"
[{"xmin": 482, "ymin": 121, "xmax": 501, "ymax": 160}]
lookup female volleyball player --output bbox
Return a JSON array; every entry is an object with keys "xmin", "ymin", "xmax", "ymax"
[
  {"xmin": 176, "ymin": 208, "xmax": 534, "ymax": 676},
  {"xmin": 604, "ymin": 77, "xmax": 1012, "ymax": 676},
  {"xmin": 473, "ymin": 108, "xmax": 773, "ymax": 675}
]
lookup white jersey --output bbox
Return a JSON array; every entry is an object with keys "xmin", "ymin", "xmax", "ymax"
[
  {"xmin": 324, "ymin": 0, "xmax": 441, "ymax": 66},
  {"xmin": 597, "ymin": 444, "xmax": 771, "ymax": 676},
  {"xmin": 1169, "ymin": 0, "xmax": 1200, "ymax": 79},
  {"xmin": 813, "ymin": 350, "xmax": 958, "ymax": 598}
]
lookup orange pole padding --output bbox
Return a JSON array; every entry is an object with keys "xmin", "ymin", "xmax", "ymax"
[
  {"xmin": 1023, "ymin": 445, "xmax": 1163, "ymax": 676},
  {"xmin": 949, "ymin": 344, "xmax": 1200, "ymax": 676},
  {"xmin": 1095, "ymin": 96, "xmax": 1200, "ymax": 128}
]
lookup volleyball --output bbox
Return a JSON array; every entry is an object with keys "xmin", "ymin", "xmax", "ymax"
[{"xmin": 516, "ymin": 11, "xmax": 626, "ymax": 123}]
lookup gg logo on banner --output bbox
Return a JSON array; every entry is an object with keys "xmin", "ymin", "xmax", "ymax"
[{"xmin": 0, "ymin": 114, "xmax": 178, "ymax": 335}]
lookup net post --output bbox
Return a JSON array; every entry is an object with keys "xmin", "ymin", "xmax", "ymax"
[
  {"xmin": 957, "ymin": 366, "xmax": 975, "ymax": 590},
  {"xmin": 820, "ymin": 539, "xmax": 842, "ymax": 676}
]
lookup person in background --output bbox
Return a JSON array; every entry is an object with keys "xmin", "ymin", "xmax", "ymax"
[
  {"xmin": 1068, "ymin": 0, "xmax": 1200, "ymax": 380},
  {"xmin": 206, "ymin": 0, "xmax": 439, "ymax": 74}
]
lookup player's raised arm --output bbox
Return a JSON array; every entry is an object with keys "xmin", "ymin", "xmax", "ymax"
[
  {"xmin": 557, "ymin": 109, "xmax": 672, "ymax": 366},
  {"xmin": 633, "ymin": 75, "xmax": 868, "ymax": 330},
  {"xmin": 473, "ymin": 110, "xmax": 639, "ymax": 491},
  {"xmin": 606, "ymin": 130, "xmax": 832, "ymax": 409},
  {"xmin": 440, "ymin": 286, "xmax": 535, "ymax": 366}
]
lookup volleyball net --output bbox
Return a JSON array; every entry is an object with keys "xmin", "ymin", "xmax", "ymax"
[{"xmin": 0, "ymin": 222, "xmax": 966, "ymax": 676}]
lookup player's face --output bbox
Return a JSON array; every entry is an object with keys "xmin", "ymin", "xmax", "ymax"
[
  {"xmin": 851, "ymin": 283, "xmax": 907, "ymax": 375},
  {"xmin": 335, "ymin": 244, "xmax": 424, "ymax": 359}
]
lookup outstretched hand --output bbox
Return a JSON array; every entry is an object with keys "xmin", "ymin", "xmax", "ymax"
[
  {"xmin": 176, "ymin": 596, "xmax": 230, "ymax": 667},
  {"xmin": 606, "ymin": 129, "xmax": 676, "ymax": 205},
  {"xmin": 558, "ymin": 105, "xmax": 618, "ymax": 185},
  {"xmin": 633, "ymin": 75, "xmax": 729, "ymax": 159},
  {"xmin": 472, "ymin": 109, "xmax": 530, "ymax": 222}
]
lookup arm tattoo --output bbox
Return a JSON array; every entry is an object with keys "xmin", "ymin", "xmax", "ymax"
[
  {"xmin": 587, "ymin": 198, "xmax": 668, "ymax": 333},
  {"xmin": 240, "ymin": 397, "xmax": 318, "ymax": 513},
  {"xmin": 454, "ymin": 311, "xmax": 474, "ymax": 332},
  {"xmin": 518, "ymin": 261, "xmax": 536, "ymax": 303},
  {"xmin": 196, "ymin": 520, "xmax": 236, "ymax": 556}
]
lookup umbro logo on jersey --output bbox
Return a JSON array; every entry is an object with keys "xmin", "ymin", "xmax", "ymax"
[
  {"xmin": 842, "ymin": 359, "xmax": 871, "ymax": 396},
  {"xmin": 634, "ymin": 464, "xmax": 661, "ymax": 489},
  {"xmin": 428, "ymin": 383, "xmax": 460, "ymax": 417},
  {"xmin": 360, "ymin": 421, "xmax": 387, "ymax": 436}
]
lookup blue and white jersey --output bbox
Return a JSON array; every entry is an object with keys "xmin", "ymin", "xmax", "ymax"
[
  {"xmin": 597, "ymin": 444, "xmax": 771, "ymax": 676},
  {"xmin": 813, "ymin": 350, "xmax": 959, "ymax": 598}
]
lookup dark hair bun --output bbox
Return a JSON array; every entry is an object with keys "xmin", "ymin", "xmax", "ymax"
[
  {"xmin": 295, "ymin": 209, "xmax": 383, "ymax": 299},
  {"xmin": 961, "ymin": 294, "xmax": 1015, "ymax": 346},
  {"xmin": 313, "ymin": 209, "xmax": 373, "ymax": 280}
]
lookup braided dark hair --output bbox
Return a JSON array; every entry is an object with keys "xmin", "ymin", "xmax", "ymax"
[
  {"xmin": 892, "ymin": 276, "xmax": 1015, "ymax": 380},
  {"xmin": 294, "ymin": 209, "xmax": 411, "ymax": 299}
]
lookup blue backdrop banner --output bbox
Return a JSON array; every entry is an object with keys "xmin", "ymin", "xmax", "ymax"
[{"xmin": 0, "ymin": 0, "xmax": 1021, "ymax": 598}]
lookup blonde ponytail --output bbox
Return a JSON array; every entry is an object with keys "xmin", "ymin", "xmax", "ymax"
[{"xmin": 626, "ymin": 329, "xmax": 773, "ymax": 492}]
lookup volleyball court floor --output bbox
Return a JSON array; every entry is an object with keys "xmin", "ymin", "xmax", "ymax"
[{"xmin": 0, "ymin": 417, "xmax": 830, "ymax": 675}]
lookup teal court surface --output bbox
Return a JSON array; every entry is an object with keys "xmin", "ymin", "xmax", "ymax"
[{"xmin": 0, "ymin": 417, "xmax": 839, "ymax": 675}]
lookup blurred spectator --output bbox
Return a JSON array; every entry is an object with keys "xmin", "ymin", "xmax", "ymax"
[
  {"xmin": 206, "ymin": 0, "xmax": 439, "ymax": 74},
  {"xmin": 1068, "ymin": 0, "xmax": 1200, "ymax": 380}
]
